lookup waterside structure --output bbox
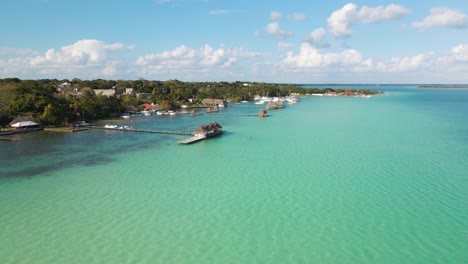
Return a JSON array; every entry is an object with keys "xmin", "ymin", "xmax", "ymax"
[
  {"xmin": 0, "ymin": 116, "xmax": 43, "ymax": 136},
  {"xmin": 258, "ymin": 110, "xmax": 268, "ymax": 117},
  {"xmin": 87, "ymin": 122, "xmax": 223, "ymax": 145},
  {"xmin": 178, "ymin": 122, "xmax": 224, "ymax": 144},
  {"xmin": 266, "ymin": 100, "xmax": 284, "ymax": 109}
]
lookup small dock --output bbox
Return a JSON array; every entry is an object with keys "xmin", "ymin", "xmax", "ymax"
[{"xmin": 0, "ymin": 137, "xmax": 18, "ymax": 141}]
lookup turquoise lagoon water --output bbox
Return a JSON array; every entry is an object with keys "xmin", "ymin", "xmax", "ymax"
[{"xmin": 0, "ymin": 85, "xmax": 467, "ymax": 263}]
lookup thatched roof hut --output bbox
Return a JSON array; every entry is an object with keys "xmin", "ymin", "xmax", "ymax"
[
  {"xmin": 266, "ymin": 101, "xmax": 284, "ymax": 109},
  {"xmin": 202, "ymin": 99, "xmax": 226, "ymax": 107},
  {"xmin": 8, "ymin": 116, "xmax": 36, "ymax": 127},
  {"xmin": 193, "ymin": 122, "xmax": 223, "ymax": 138},
  {"xmin": 258, "ymin": 110, "xmax": 268, "ymax": 117}
]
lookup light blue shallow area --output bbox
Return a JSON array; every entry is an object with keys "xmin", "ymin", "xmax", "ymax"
[{"xmin": 0, "ymin": 86, "xmax": 467, "ymax": 263}]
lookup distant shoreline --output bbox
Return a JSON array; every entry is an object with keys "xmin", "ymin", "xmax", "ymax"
[{"xmin": 418, "ymin": 85, "xmax": 468, "ymax": 89}]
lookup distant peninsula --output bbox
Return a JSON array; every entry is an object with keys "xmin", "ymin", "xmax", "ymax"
[{"xmin": 418, "ymin": 85, "xmax": 468, "ymax": 89}]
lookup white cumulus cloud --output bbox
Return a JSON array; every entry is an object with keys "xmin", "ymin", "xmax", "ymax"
[
  {"xmin": 450, "ymin": 44, "xmax": 468, "ymax": 62},
  {"xmin": 265, "ymin": 22, "xmax": 294, "ymax": 39},
  {"xmin": 30, "ymin": 39, "xmax": 132, "ymax": 66},
  {"xmin": 377, "ymin": 53, "xmax": 434, "ymax": 72},
  {"xmin": 136, "ymin": 44, "xmax": 264, "ymax": 71},
  {"xmin": 359, "ymin": 4, "xmax": 410, "ymax": 24},
  {"xmin": 134, "ymin": 45, "xmax": 267, "ymax": 80},
  {"xmin": 282, "ymin": 43, "xmax": 373, "ymax": 71},
  {"xmin": 328, "ymin": 3, "xmax": 410, "ymax": 38},
  {"xmin": 304, "ymin": 28, "xmax": 330, "ymax": 49},
  {"xmin": 412, "ymin": 8, "xmax": 468, "ymax": 30}
]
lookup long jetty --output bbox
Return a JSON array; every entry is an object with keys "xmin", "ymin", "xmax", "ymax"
[
  {"xmin": 207, "ymin": 113, "xmax": 261, "ymax": 117},
  {"xmin": 88, "ymin": 126, "xmax": 193, "ymax": 136},
  {"xmin": 229, "ymin": 105, "xmax": 264, "ymax": 108}
]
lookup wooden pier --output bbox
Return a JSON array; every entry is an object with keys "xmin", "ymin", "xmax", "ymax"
[
  {"xmin": 177, "ymin": 135, "xmax": 206, "ymax": 144},
  {"xmin": 88, "ymin": 126, "xmax": 193, "ymax": 136},
  {"xmin": 88, "ymin": 122, "xmax": 223, "ymax": 145},
  {"xmin": 207, "ymin": 113, "xmax": 261, "ymax": 117},
  {"xmin": 229, "ymin": 105, "xmax": 264, "ymax": 108}
]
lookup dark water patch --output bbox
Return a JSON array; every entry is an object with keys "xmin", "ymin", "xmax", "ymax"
[
  {"xmin": 77, "ymin": 156, "xmax": 116, "ymax": 167},
  {"xmin": 0, "ymin": 151, "xmax": 116, "ymax": 180}
]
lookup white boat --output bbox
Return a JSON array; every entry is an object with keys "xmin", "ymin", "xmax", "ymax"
[
  {"xmin": 254, "ymin": 100, "xmax": 265, "ymax": 105},
  {"xmin": 241, "ymin": 100, "xmax": 248, "ymax": 103},
  {"xmin": 121, "ymin": 114, "xmax": 130, "ymax": 119},
  {"xmin": 168, "ymin": 111, "xmax": 176, "ymax": 115},
  {"xmin": 104, "ymin": 124, "xmax": 118, "ymax": 128},
  {"xmin": 141, "ymin": 110, "xmax": 151, "ymax": 116}
]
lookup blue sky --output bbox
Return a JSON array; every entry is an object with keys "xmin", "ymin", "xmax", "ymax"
[{"xmin": 1, "ymin": 0, "xmax": 467, "ymax": 83}]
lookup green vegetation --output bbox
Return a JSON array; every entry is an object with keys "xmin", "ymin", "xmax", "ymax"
[{"xmin": 0, "ymin": 78, "xmax": 382, "ymax": 126}]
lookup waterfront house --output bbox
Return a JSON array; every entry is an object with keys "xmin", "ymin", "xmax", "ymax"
[
  {"xmin": 125, "ymin": 88, "xmax": 136, "ymax": 96},
  {"xmin": 140, "ymin": 103, "xmax": 159, "ymax": 111},
  {"xmin": 8, "ymin": 116, "xmax": 42, "ymax": 130},
  {"xmin": 8, "ymin": 116, "xmax": 35, "ymax": 127},
  {"xmin": 202, "ymin": 99, "xmax": 227, "ymax": 107},
  {"xmin": 94, "ymin": 89, "xmax": 118, "ymax": 97}
]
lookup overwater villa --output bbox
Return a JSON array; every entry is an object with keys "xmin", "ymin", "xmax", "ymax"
[
  {"xmin": 258, "ymin": 110, "xmax": 268, "ymax": 117},
  {"xmin": 193, "ymin": 122, "xmax": 223, "ymax": 138},
  {"xmin": 266, "ymin": 100, "xmax": 284, "ymax": 109}
]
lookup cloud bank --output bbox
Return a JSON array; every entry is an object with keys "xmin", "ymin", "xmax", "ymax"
[
  {"xmin": 327, "ymin": 3, "xmax": 410, "ymax": 38},
  {"xmin": 412, "ymin": 8, "xmax": 468, "ymax": 29}
]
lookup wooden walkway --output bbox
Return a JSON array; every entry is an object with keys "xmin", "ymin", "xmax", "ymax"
[
  {"xmin": 229, "ymin": 105, "xmax": 264, "ymax": 108},
  {"xmin": 88, "ymin": 126, "xmax": 193, "ymax": 136},
  {"xmin": 207, "ymin": 113, "xmax": 261, "ymax": 117},
  {"xmin": 177, "ymin": 135, "xmax": 205, "ymax": 144}
]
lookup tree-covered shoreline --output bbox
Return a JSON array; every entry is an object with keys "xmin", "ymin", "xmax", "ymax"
[{"xmin": 0, "ymin": 78, "xmax": 382, "ymax": 127}]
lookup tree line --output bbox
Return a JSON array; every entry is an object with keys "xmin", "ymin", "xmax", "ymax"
[{"xmin": 0, "ymin": 78, "xmax": 380, "ymax": 126}]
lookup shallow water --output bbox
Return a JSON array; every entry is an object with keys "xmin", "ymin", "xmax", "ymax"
[{"xmin": 1, "ymin": 86, "xmax": 467, "ymax": 263}]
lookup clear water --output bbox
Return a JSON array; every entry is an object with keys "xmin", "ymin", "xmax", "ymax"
[{"xmin": 1, "ymin": 85, "xmax": 467, "ymax": 263}]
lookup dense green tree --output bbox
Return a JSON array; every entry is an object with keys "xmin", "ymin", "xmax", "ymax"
[{"xmin": 7, "ymin": 80, "xmax": 59, "ymax": 120}]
